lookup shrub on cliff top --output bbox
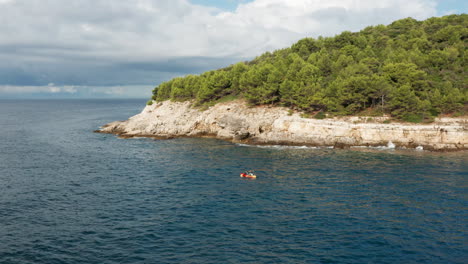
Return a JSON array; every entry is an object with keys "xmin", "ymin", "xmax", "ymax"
[{"xmin": 314, "ymin": 111, "xmax": 326, "ymax": 119}]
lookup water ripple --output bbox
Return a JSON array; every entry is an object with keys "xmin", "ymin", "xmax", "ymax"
[{"xmin": 0, "ymin": 100, "xmax": 466, "ymax": 264}]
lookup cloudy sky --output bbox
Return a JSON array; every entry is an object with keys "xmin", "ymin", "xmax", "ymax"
[{"xmin": 0, "ymin": 0, "xmax": 466, "ymax": 98}]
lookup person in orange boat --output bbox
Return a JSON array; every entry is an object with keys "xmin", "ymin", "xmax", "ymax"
[{"xmin": 240, "ymin": 171, "xmax": 256, "ymax": 178}]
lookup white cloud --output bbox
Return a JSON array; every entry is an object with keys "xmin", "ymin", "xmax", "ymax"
[
  {"xmin": 0, "ymin": 84, "xmax": 152, "ymax": 98},
  {"xmin": 441, "ymin": 9, "xmax": 458, "ymax": 15},
  {"xmin": 0, "ymin": 84, "xmax": 76, "ymax": 94},
  {"xmin": 0, "ymin": 0, "xmax": 438, "ymax": 58},
  {"xmin": 0, "ymin": 0, "xmax": 438, "ymax": 90}
]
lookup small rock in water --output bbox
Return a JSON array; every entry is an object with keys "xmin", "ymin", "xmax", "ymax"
[
  {"xmin": 387, "ymin": 141, "xmax": 396, "ymax": 149},
  {"xmin": 416, "ymin": 146, "xmax": 424, "ymax": 151}
]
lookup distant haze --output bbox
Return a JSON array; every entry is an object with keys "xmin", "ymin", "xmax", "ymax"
[{"xmin": 0, "ymin": 0, "xmax": 465, "ymax": 98}]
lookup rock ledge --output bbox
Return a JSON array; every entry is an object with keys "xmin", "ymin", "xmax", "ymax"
[{"xmin": 98, "ymin": 100, "xmax": 468, "ymax": 151}]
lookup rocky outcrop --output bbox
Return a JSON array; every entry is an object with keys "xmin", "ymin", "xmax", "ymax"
[{"xmin": 98, "ymin": 100, "xmax": 468, "ymax": 151}]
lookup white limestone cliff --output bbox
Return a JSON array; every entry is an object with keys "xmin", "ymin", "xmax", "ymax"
[{"xmin": 99, "ymin": 100, "xmax": 468, "ymax": 151}]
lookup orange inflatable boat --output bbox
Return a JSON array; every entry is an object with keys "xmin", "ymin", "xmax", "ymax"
[{"xmin": 240, "ymin": 172, "xmax": 257, "ymax": 179}]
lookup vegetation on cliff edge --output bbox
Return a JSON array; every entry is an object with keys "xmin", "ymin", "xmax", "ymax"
[{"xmin": 151, "ymin": 15, "xmax": 467, "ymax": 122}]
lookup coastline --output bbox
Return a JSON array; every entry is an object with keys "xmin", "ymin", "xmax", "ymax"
[{"xmin": 97, "ymin": 100, "xmax": 468, "ymax": 151}]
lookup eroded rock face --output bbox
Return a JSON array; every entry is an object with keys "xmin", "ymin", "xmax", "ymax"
[{"xmin": 98, "ymin": 100, "xmax": 468, "ymax": 151}]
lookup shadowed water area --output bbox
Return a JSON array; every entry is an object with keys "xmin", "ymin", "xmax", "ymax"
[{"xmin": 0, "ymin": 99, "xmax": 467, "ymax": 264}]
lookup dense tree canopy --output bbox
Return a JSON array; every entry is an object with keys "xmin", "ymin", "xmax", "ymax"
[{"xmin": 151, "ymin": 15, "xmax": 467, "ymax": 121}]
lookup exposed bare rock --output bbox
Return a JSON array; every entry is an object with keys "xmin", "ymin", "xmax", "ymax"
[{"xmin": 98, "ymin": 100, "xmax": 468, "ymax": 151}]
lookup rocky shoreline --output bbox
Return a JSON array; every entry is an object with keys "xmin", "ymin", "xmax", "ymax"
[{"xmin": 97, "ymin": 100, "xmax": 468, "ymax": 151}]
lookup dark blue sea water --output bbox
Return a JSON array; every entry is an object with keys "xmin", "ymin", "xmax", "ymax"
[{"xmin": 0, "ymin": 99, "xmax": 467, "ymax": 264}]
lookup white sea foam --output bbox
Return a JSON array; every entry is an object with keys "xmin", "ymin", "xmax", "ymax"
[
  {"xmin": 238, "ymin": 142, "xmax": 428, "ymax": 152},
  {"xmin": 235, "ymin": 143, "xmax": 320, "ymax": 150},
  {"xmin": 256, "ymin": 145, "xmax": 320, "ymax": 150},
  {"xmin": 351, "ymin": 142, "xmax": 396, "ymax": 150}
]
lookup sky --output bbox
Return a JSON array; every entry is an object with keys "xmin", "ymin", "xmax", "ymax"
[{"xmin": 0, "ymin": 0, "xmax": 466, "ymax": 99}]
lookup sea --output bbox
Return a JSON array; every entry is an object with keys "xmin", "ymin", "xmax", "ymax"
[{"xmin": 0, "ymin": 99, "xmax": 467, "ymax": 264}]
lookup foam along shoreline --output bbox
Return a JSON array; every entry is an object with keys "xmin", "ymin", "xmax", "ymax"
[
  {"xmin": 235, "ymin": 142, "xmax": 429, "ymax": 152},
  {"xmin": 98, "ymin": 100, "xmax": 468, "ymax": 151}
]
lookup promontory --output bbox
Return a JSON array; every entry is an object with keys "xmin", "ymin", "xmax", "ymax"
[{"xmin": 98, "ymin": 15, "xmax": 468, "ymax": 151}]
